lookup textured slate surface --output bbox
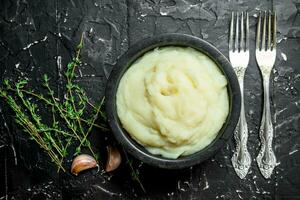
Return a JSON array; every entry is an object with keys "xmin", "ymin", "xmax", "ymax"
[{"xmin": 0, "ymin": 0, "xmax": 300, "ymax": 199}]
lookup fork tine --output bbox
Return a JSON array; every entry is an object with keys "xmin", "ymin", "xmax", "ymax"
[
  {"xmin": 240, "ymin": 12, "xmax": 245, "ymax": 51},
  {"xmin": 273, "ymin": 11, "xmax": 277, "ymax": 49},
  {"xmin": 256, "ymin": 11, "xmax": 261, "ymax": 50},
  {"xmin": 235, "ymin": 12, "xmax": 239, "ymax": 52},
  {"xmin": 246, "ymin": 12, "xmax": 249, "ymax": 50},
  {"xmin": 262, "ymin": 11, "xmax": 267, "ymax": 51},
  {"xmin": 229, "ymin": 12, "xmax": 234, "ymax": 51},
  {"xmin": 268, "ymin": 11, "xmax": 271, "ymax": 50}
]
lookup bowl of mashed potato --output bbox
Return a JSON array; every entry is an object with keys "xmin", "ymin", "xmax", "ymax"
[{"xmin": 106, "ymin": 33, "xmax": 241, "ymax": 169}]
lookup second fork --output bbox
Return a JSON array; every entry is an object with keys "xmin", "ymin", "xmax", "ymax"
[{"xmin": 256, "ymin": 11, "xmax": 277, "ymax": 179}]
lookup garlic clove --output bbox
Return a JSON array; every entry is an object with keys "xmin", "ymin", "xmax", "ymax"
[
  {"xmin": 71, "ymin": 154, "xmax": 98, "ymax": 176},
  {"xmin": 105, "ymin": 145, "xmax": 122, "ymax": 172}
]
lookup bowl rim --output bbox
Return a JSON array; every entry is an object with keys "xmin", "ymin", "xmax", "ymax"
[{"xmin": 105, "ymin": 33, "xmax": 241, "ymax": 169}]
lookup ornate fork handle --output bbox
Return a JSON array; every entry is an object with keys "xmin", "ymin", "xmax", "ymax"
[
  {"xmin": 257, "ymin": 74, "xmax": 276, "ymax": 179},
  {"xmin": 232, "ymin": 74, "xmax": 251, "ymax": 179}
]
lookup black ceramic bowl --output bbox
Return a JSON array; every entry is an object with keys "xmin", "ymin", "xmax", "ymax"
[{"xmin": 105, "ymin": 33, "xmax": 241, "ymax": 169}]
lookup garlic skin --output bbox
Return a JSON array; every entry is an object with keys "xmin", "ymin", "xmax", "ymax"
[
  {"xmin": 105, "ymin": 146, "xmax": 122, "ymax": 172},
  {"xmin": 71, "ymin": 154, "xmax": 98, "ymax": 176}
]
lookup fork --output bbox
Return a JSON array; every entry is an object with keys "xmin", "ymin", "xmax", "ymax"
[
  {"xmin": 256, "ymin": 11, "xmax": 277, "ymax": 179},
  {"xmin": 229, "ymin": 12, "xmax": 251, "ymax": 179}
]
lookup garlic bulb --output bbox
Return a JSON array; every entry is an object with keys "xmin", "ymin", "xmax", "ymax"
[
  {"xmin": 105, "ymin": 145, "xmax": 121, "ymax": 172},
  {"xmin": 71, "ymin": 154, "xmax": 98, "ymax": 176}
]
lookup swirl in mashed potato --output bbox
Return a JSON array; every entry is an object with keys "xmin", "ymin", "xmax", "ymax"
[{"xmin": 116, "ymin": 47, "xmax": 229, "ymax": 159}]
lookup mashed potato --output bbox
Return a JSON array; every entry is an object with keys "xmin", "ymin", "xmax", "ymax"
[{"xmin": 116, "ymin": 47, "xmax": 229, "ymax": 159}]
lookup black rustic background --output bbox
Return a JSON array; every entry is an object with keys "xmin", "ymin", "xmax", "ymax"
[{"xmin": 1, "ymin": 0, "xmax": 300, "ymax": 199}]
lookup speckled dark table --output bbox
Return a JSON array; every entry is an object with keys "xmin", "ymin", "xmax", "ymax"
[{"xmin": 1, "ymin": 0, "xmax": 300, "ymax": 199}]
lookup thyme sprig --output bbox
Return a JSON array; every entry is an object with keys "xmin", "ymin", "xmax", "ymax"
[
  {"xmin": 0, "ymin": 33, "xmax": 107, "ymax": 172},
  {"xmin": 124, "ymin": 151, "xmax": 146, "ymax": 193}
]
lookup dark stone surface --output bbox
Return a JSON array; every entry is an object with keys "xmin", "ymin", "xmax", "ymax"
[{"xmin": 0, "ymin": 0, "xmax": 300, "ymax": 199}]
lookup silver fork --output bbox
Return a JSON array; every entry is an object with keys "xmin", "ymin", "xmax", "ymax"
[
  {"xmin": 256, "ymin": 11, "xmax": 277, "ymax": 179},
  {"xmin": 229, "ymin": 12, "xmax": 251, "ymax": 179}
]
